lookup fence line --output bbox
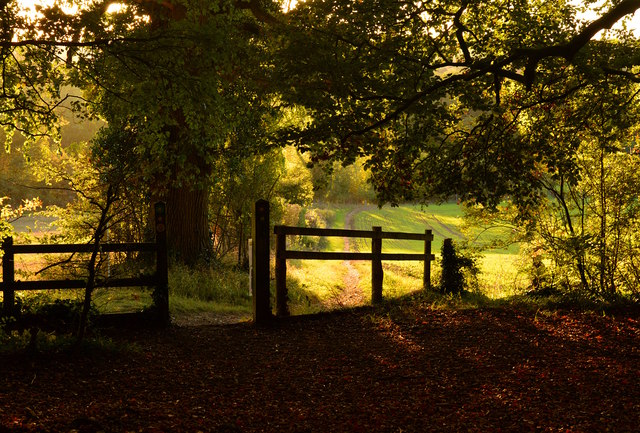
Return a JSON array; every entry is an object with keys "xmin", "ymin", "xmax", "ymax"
[
  {"xmin": 0, "ymin": 202, "xmax": 169, "ymax": 324},
  {"xmin": 272, "ymin": 224, "xmax": 435, "ymax": 317}
]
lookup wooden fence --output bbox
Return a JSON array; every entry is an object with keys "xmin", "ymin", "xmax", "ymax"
[
  {"xmin": 273, "ymin": 225, "xmax": 435, "ymax": 317},
  {"xmin": 0, "ymin": 202, "xmax": 169, "ymax": 324}
]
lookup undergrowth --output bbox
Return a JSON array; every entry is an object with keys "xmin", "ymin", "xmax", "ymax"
[
  {"xmin": 0, "ymin": 328, "xmax": 134, "ymax": 356},
  {"xmin": 169, "ymin": 263, "xmax": 250, "ymax": 303}
]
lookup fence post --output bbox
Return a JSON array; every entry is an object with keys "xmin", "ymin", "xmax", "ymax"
[
  {"xmin": 2, "ymin": 236, "xmax": 15, "ymax": 316},
  {"xmin": 154, "ymin": 202, "xmax": 170, "ymax": 326},
  {"xmin": 371, "ymin": 226, "xmax": 383, "ymax": 304},
  {"xmin": 252, "ymin": 200, "xmax": 272, "ymax": 324},
  {"xmin": 424, "ymin": 229, "xmax": 433, "ymax": 291},
  {"xmin": 275, "ymin": 227, "xmax": 289, "ymax": 317}
]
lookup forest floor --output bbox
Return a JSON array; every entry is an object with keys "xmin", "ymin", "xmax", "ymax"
[{"xmin": 1, "ymin": 299, "xmax": 640, "ymax": 433}]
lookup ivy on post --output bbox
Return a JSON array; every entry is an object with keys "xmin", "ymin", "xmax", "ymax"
[
  {"xmin": 154, "ymin": 202, "xmax": 170, "ymax": 326},
  {"xmin": 423, "ymin": 229, "xmax": 433, "ymax": 291},
  {"xmin": 252, "ymin": 199, "xmax": 272, "ymax": 324},
  {"xmin": 371, "ymin": 226, "xmax": 383, "ymax": 304},
  {"xmin": 2, "ymin": 236, "xmax": 15, "ymax": 316},
  {"xmin": 275, "ymin": 227, "xmax": 289, "ymax": 317}
]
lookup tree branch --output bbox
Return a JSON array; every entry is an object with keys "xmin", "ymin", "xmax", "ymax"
[
  {"xmin": 453, "ymin": 1, "xmax": 471, "ymax": 64},
  {"xmin": 0, "ymin": 35, "xmax": 168, "ymax": 49},
  {"xmin": 515, "ymin": 0, "xmax": 640, "ymax": 88},
  {"xmin": 339, "ymin": 0, "xmax": 640, "ymax": 142},
  {"xmin": 235, "ymin": 0, "xmax": 280, "ymax": 25}
]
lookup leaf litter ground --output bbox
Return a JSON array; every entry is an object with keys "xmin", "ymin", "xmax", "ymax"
[{"xmin": 1, "ymin": 301, "xmax": 639, "ymax": 432}]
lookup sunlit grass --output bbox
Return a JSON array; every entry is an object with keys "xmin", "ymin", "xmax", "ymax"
[
  {"xmin": 325, "ymin": 234, "xmax": 344, "ymax": 252},
  {"xmin": 477, "ymin": 253, "xmax": 527, "ymax": 299},
  {"xmin": 2, "ymin": 263, "xmax": 253, "ymax": 317},
  {"xmin": 4, "ymin": 288, "xmax": 85, "ymax": 306},
  {"xmin": 283, "ymin": 205, "xmax": 438, "ymax": 313},
  {"xmin": 92, "ymin": 287, "xmax": 153, "ymax": 313},
  {"xmin": 353, "ymin": 203, "xmax": 463, "ymax": 253},
  {"xmin": 285, "ymin": 202, "xmax": 526, "ymax": 313},
  {"xmin": 169, "ymin": 263, "xmax": 251, "ymax": 305},
  {"xmin": 324, "ymin": 206, "xmax": 350, "ymax": 228},
  {"xmin": 286, "ymin": 259, "xmax": 349, "ymax": 314},
  {"xmin": 379, "ymin": 261, "xmax": 424, "ymax": 299},
  {"xmin": 168, "ymin": 263, "xmax": 252, "ymax": 316}
]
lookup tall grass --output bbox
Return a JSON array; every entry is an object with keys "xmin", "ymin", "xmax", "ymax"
[
  {"xmin": 168, "ymin": 263, "xmax": 252, "ymax": 314},
  {"xmin": 1, "ymin": 263, "xmax": 252, "ymax": 322}
]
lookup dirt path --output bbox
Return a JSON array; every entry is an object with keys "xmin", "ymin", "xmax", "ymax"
[
  {"xmin": 328, "ymin": 207, "xmax": 365, "ymax": 308},
  {"xmin": 2, "ymin": 305, "xmax": 639, "ymax": 432},
  {"xmin": 418, "ymin": 214, "xmax": 465, "ymax": 241},
  {"xmin": 430, "ymin": 215, "xmax": 466, "ymax": 240},
  {"xmin": 172, "ymin": 311, "xmax": 251, "ymax": 326}
]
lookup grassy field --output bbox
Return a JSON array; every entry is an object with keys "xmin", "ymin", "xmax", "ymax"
[
  {"xmin": 355, "ymin": 203, "xmax": 525, "ymax": 297},
  {"xmin": 285, "ymin": 202, "xmax": 526, "ymax": 313},
  {"xmin": 352, "ymin": 203, "xmax": 463, "ymax": 252}
]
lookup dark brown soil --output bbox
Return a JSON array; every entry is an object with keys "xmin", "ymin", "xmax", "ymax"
[{"xmin": 1, "ymin": 302, "xmax": 639, "ymax": 432}]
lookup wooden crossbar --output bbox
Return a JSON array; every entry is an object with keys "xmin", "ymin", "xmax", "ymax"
[{"xmin": 272, "ymin": 224, "xmax": 434, "ymax": 317}]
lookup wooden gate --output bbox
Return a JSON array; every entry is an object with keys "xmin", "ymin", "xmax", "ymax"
[{"xmin": 273, "ymin": 225, "xmax": 435, "ymax": 317}]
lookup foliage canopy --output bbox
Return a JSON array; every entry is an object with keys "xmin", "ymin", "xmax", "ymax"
[
  {"xmin": 275, "ymin": 0, "xmax": 640, "ymax": 208},
  {"xmin": 5, "ymin": 0, "xmax": 640, "ymax": 269}
]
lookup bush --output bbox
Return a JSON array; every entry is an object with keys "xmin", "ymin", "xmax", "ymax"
[
  {"xmin": 439, "ymin": 239, "xmax": 478, "ymax": 295},
  {"xmin": 5, "ymin": 295, "xmax": 96, "ymax": 333},
  {"xmin": 1, "ymin": 294, "xmax": 99, "ymax": 351}
]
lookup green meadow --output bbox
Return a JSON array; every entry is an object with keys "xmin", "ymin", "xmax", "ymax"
[{"xmin": 284, "ymin": 202, "xmax": 526, "ymax": 313}]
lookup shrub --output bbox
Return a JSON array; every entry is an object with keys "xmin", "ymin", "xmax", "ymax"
[
  {"xmin": 439, "ymin": 239, "xmax": 478, "ymax": 295},
  {"xmin": 1, "ymin": 294, "xmax": 99, "ymax": 351}
]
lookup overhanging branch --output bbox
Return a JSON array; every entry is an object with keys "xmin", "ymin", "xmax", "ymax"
[
  {"xmin": 515, "ymin": 0, "xmax": 640, "ymax": 88},
  {"xmin": 341, "ymin": 0, "xmax": 640, "ymax": 141},
  {"xmin": 0, "ymin": 35, "xmax": 168, "ymax": 49}
]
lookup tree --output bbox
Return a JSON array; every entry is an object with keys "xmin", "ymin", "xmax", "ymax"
[
  {"xmin": 6, "ymin": 0, "xmax": 640, "ymax": 265},
  {"xmin": 459, "ymin": 68, "xmax": 640, "ymax": 300},
  {"xmin": 2, "ymin": 0, "xmax": 282, "ymax": 265},
  {"xmin": 275, "ymin": 0, "xmax": 640, "ymax": 207},
  {"xmin": 0, "ymin": 196, "xmax": 40, "ymax": 245},
  {"xmin": 0, "ymin": 1, "xmax": 67, "ymax": 144},
  {"xmin": 26, "ymin": 126, "xmax": 152, "ymax": 338},
  {"xmin": 209, "ymin": 146, "xmax": 313, "ymax": 267},
  {"xmin": 311, "ymin": 158, "xmax": 376, "ymax": 204},
  {"xmin": 67, "ymin": 0, "xmax": 282, "ymax": 265}
]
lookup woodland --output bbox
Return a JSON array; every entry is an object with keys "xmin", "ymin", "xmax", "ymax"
[{"xmin": 2, "ymin": 0, "xmax": 640, "ymax": 431}]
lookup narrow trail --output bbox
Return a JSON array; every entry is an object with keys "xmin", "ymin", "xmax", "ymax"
[
  {"xmin": 328, "ymin": 207, "xmax": 365, "ymax": 308},
  {"xmin": 418, "ymin": 214, "xmax": 465, "ymax": 241},
  {"xmin": 429, "ymin": 215, "xmax": 466, "ymax": 240},
  {"xmin": 172, "ymin": 312, "xmax": 251, "ymax": 327}
]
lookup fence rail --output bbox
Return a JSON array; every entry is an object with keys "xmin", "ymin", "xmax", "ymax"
[
  {"xmin": 274, "ymin": 225, "xmax": 430, "ymax": 240},
  {"xmin": 1, "ymin": 238, "xmax": 166, "ymax": 315},
  {"xmin": 281, "ymin": 251, "xmax": 427, "ymax": 261},
  {"xmin": 273, "ymin": 224, "xmax": 435, "ymax": 317},
  {"xmin": 1, "ymin": 202, "xmax": 169, "ymax": 324},
  {"xmin": 10, "ymin": 242, "xmax": 157, "ymax": 254}
]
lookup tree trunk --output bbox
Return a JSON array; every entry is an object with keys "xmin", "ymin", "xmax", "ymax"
[
  {"xmin": 151, "ymin": 107, "xmax": 213, "ymax": 267},
  {"xmin": 164, "ymin": 185, "xmax": 211, "ymax": 266},
  {"xmin": 598, "ymin": 146, "xmax": 607, "ymax": 295}
]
